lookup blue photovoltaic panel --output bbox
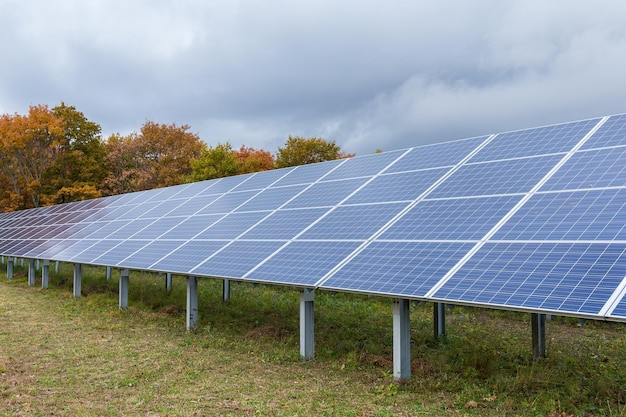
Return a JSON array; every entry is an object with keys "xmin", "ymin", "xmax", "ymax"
[
  {"xmin": 321, "ymin": 150, "xmax": 406, "ymax": 181},
  {"xmin": 197, "ymin": 175, "xmax": 250, "ymax": 196},
  {"xmin": 23, "ymin": 239, "xmax": 64, "ymax": 258},
  {"xmin": 150, "ymin": 240, "xmax": 228, "ymax": 273},
  {"xmin": 139, "ymin": 199, "xmax": 187, "ymax": 219},
  {"xmin": 345, "ymin": 168, "xmax": 449, "ymax": 204},
  {"xmin": 5, "ymin": 240, "xmax": 44, "ymax": 257},
  {"xmin": 160, "ymin": 214, "xmax": 223, "ymax": 240},
  {"xmin": 232, "ymin": 168, "xmax": 293, "ymax": 191},
  {"xmin": 118, "ymin": 240, "xmax": 185, "ymax": 269},
  {"xmin": 68, "ymin": 240, "xmax": 123, "ymax": 263},
  {"xmin": 271, "ymin": 159, "xmax": 345, "ymax": 187},
  {"xmin": 380, "ymin": 195, "xmax": 522, "ymax": 241},
  {"xmin": 192, "ymin": 240, "xmax": 286, "ymax": 278},
  {"xmin": 298, "ymin": 203, "xmax": 409, "ymax": 240},
  {"xmin": 198, "ymin": 190, "xmax": 258, "ymax": 214},
  {"xmin": 428, "ymin": 154, "xmax": 563, "ymax": 198},
  {"xmin": 195, "ymin": 211, "xmax": 269, "ymax": 239},
  {"xmin": 85, "ymin": 220, "xmax": 132, "ymax": 239},
  {"xmin": 610, "ymin": 297, "xmax": 626, "ymax": 319},
  {"xmin": 235, "ymin": 185, "xmax": 307, "ymax": 212},
  {"xmin": 434, "ymin": 243, "xmax": 626, "ymax": 315},
  {"xmin": 164, "ymin": 195, "xmax": 221, "ymax": 217},
  {"xmin": 493, "ymin": 189, "xmax": 626, "ymax": 241},
  {"xmin": 129, "ymin": 217, "xmax": 186, "ymax": 240},
  {"xmin": 241, "ymin": 208, "xmax": 328, "ymax": 240},
  {"xmin": 247, "ymin": 241, "xmax": 362, "ymax": 286},
  {"xmin": 283, "ymin": 178, "xmax": 369, "ymax": 208},
  {"xmin": 92, "ymin": 240, "xmax": 150, "ymax": 265},
  {"xmin": 321, "ymin": 241, "xmax": 475, "ymax": 297},
  {"xmin": 581, "ymin": 114, "xmax": 626, "ymax": 150},
  {"xmin": 105, "ymin": 219, "xmax": 155, "ymax": 240},
  {"xmin": 540, "ymin": 147, "xmax": 626, "ymax": 191},
  {"xmin": 470, "ymin": 119, "xmax": 600, "ymax": 162},
  {"xmin": 386, "ymin": 136, "xmax": 488, "ymax": 173}
]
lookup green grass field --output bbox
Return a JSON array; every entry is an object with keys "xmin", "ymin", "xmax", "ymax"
[{"xmin": 1, "ymin": 263, "xmax": 625, "ymax": 416}]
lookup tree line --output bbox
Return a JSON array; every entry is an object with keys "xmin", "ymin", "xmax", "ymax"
[{"xmin": 0, "ymin": 103, "xmax": 353, "ymax": 212}]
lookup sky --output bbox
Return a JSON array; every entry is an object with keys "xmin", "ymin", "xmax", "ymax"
[{"xmin": 2, "ymin": 1, "xmax": 626, "ymax": 156}]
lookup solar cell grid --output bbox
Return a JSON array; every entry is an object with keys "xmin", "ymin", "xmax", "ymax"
[
  {"xmin": 428, "ymin": 154, "xmax": 563, "ymax": 198},
  {"xmin": 470, "ymin": 119, "xmax": 600, "ymax": 162},
  {"xmin": 321, "ymin": 150, "xmax": 406, "ymax": 181},
  {"xmin": 434, "ymin": 242, "xmax": 626, "ymax": 315},
  {"xmin": 271, "ymin": 159, "xmax": 345, "ymax": 187},
  {"xmin": 194, "ymin": 211, "xmax": 269, "ymax": 240},
  {"xmin": 386, "ymin": 136, "xmax": 488, "ymax": 173},
  {"xmin": 92, "ymin": 240, "xmax": 150, "ymax": 265},
  {"xmin": 493, "ymin": 189, "xmax": 626, "ymax": 241},
  {"xmin": 379, "ymin": 195, "xmax": 522, "ymax": 241},
  {"xmin": 321, "ymin": 241, "xmax": 475, "ymax": 297},
  {"xmin": 197, "ymin": 190, "xmax": 258, "ymax": 214},
  {"xmin": 192, "ymin": 240, "xmax": 286, "ymax": 278},
  {"xmin": 160, "ymin": 214, "xmax": 223, "ymax": 240},
  {"xmin": 235, "ymin": 185, "xmax": 307, "ymax": 212},
  {"xmin": 241, "ymin": 208, "xmax": 329, "ymax": 240},
  {"xmin": 246, "ymin": 240, "xmax": 363, "ymax": 286},
  {"xmin": 540, "ymin": 146, "xmax": 626, "ymax": 191},
  {"xmin": 345, "ymin": 168, "xmax": 449, "ymax": 204},
  {"xmin": 150, "ymin": 240, "xmax": 228, "ymax": 273},
  {"xmin": 197, "ymin": 174, "xmax": 249, "ymax": 195},
  {"xmin": 118, "ymin": 240, "xmax": 185, "ymax": 269},
  {"xmin": 283, "ymin": 178, "xmax": 369, "ymax": 208},
  {"xmin": 164, "ymin": 195, "xmax": 221, "ymax": 217},
  {"xmin": 581, "ymin": 114, "xmax": 626, "ymax": 150},
  {"xmin": 231, "ymin": 167, "xmax": 293, "ymax": 191},
  {"xmin": 298, "ymin": 202, "xmax": 409, "ymax": 240}
]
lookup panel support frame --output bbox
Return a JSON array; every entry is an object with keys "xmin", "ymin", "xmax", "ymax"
[
  {"xmin": 187, "ymin": 276, "xmax": 198, "ymax": 330},
  {"xmin": 165, "ymin": 272, "xmax": 172, "ymax": 292},
  {"xmin": 300, "ymin": 288, "xmax": 315, "ymax": 361},
  {"xmin": 73, "ymin": 263, "xmax": 82, "ymax": 298},
  {"xmin": 119, "ymin": 269, "xmax": 129, "ymax": 309},
  {"xmin": 393, "ymin": 298, "xmax": 411, "ymax": 381},
  {"xmin": 6, "ymin": 258, "xmax": 13, "ymax": 279},
  {"xmin": 28, "ymin": 259, "xmax": 36, "ymax": 286},
  {"xmin": 223, "ymin": 279, "xmax": 231, "ymax": 302},
  {"xmin": 532, "ymin": 313, "xmax": 547, "ymax": 360},
  {"xmin": 41, "ymin": 260, "xmax": 50, "ymax": 289},
  {"xmin": 434, "ymin": 302, "xmax": 446, "ymax": 339}
]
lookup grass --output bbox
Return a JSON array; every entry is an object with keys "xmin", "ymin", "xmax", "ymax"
[{"xmin": 1, "ymin": 262, "xmax": 626, "ymax": 416}]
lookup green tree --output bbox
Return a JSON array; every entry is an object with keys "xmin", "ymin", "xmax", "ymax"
[
  {"xmin": 188, "ymin": 142, "xmax": 239, "ymax": 181},
  {"xmin": 275, "ymin": 136, "xmax": 351, "ymax": 168}
]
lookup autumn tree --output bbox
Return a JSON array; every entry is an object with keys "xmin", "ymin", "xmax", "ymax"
[
  {"xmin": 0, "ymin": 105, "xmax": 64, "ymax": 208},
  {"xmin": 275, "ymin": 136, "xmax": 352, "ymax": 168},
  {"xmin": 233, "ymin": 145, "xmax": 274, "ymax": 174},
  {"xmin": 101, "ymin": 121, "xmax": 205, "ymax": 195},
  {"xmin": 42, "ymin": 103, "xmax": 106, "ymax": 204}
]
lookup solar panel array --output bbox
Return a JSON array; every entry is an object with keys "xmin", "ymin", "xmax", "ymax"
[{"xmin": 1, "ymin": 114, "xmax": 626, "ymax": 322}]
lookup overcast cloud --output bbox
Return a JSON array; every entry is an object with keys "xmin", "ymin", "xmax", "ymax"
[{"xmin": 2, "ymin": 0, "xmax": 626, "ymax": 155}]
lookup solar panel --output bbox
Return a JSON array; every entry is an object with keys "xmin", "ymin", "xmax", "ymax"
[{"xmin": 2, "ymin": 113, "xmax": 626, "ymax": 323}]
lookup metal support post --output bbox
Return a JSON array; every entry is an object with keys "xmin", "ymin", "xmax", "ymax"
[
  {"xmin": 55, "ymin": 260, "xmax": 59, "ymax": 273},
  {"xmin": 393, "ymin": 298, "xmax": 411, "ymax": 381},
  {"xmin": 300, "ymin": 288, "xmax": 315, "ymax": 360},
  {"xmin": 223, "ymin": 279, "xmax": 231, "ymax": 302},
  {"xmin": 73, "ymin": 263, "xmax": 82, "ymax": 298},
  {"xmin": 106, "ymin": 266, "xmax": 112, "ymax": 280},
  {"xmin": 36, "ymin": 259, "xmax": 40, "ymax": 270},
  {"xmin": 42, "ymin": 260, "xmax": 50, "ymax": 288},
  {"xmin": 7, "ymin": 259, "xmax": 13, "ymax": 279},
  {"xmin": 165, "ymin": 272, "xmax": 172, "ymax": 291},
  {"xmin": 28, "ymin": 259, "xmax": 36, "ymax": 286},
  {"xmin": 20, "ymin": 258, "xmax": 24, "ymax": 267},
  {"xmin": 119, "ymin": 269, "xmax": 130, "ymax": 309},
  {"xmin": 186, "ymin": 276, "xmax": 198, "ymax": 330},
  {"xmin": 434, "ymin": 302, "xmax": 446, "ymax": 339},
  {"xmin": 532, "ymin": 313, "xmax": 546, "ymax": 360}
]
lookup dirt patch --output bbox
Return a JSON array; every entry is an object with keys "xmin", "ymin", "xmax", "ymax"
[{"xmin": 245, "ymin": 325, "xmax": 290, "ymax": 339}]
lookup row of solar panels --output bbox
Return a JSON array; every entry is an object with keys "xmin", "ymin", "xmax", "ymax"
[{"xmin": 1, "ymin": 114, "xmax": 625, "ymax": 321}]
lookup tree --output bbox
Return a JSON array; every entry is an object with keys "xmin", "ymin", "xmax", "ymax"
[
  {"xmin": 136, "ymin": 121, "xmax": 205, "ymax": 189},
  {"xmin": 43, "ymin": 103, "xmax": 106, "ymax": 204},
  {"xmin": 188, "ymin": 142, "xmax": 239, "ymax": 182},
  {"xmin": 275, "ymin": 136, "xmax": 352, "ymax": 168},
  {"xmin": 233, "ymin": 145, "xmax": 275, "ymax": 174},
  {"xmin": 0, "ymin": 105, "xmax": 64, "ymax": 208},
  {"xmin": 100, "ymin": 121, "xmax": 205, "ymax": 195}
]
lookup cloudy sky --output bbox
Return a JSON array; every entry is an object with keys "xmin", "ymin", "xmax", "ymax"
[{"xmin": 2, "ymin": 1, "xmax": 626, "ymax": 155}]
